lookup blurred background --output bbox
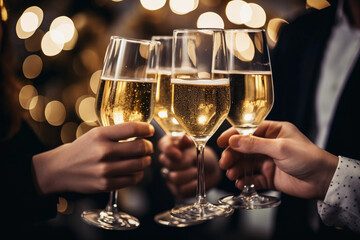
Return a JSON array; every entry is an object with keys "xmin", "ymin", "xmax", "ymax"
[{"xmin": 5, "ymin": 0, "xmax": 331, "ymax": 239}]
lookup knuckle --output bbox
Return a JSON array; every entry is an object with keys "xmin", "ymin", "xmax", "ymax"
[
  {"xmin": 97, "ymin": 178, "xmax": 111, "ymax": 191},
  {"xmin": 89, "ymin": 127, "xmax": 105, "ymax": 140},
  {"xmin": 95, "ymin": 145, "xmax": 111, "ymax": 160}
]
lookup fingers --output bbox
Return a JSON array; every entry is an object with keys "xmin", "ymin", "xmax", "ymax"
[
  {"xmin": 91, "ymin": 122, "xmax": 155, "ymax": 141},
  {"xmin": 217, "ymin": 127, "xmax": 239, "ymax": 148},
  {"xmin": 158, "ymin": 147, "xmax": 195, "ymax": 170},
  {"xmin": 167, "ymin": 168, "xmax": 198, "ymax": 185},
  {"xmin": 218, "ymin": 147, "xmax": 241, "ymax": 170},
  {"xmin": 228, "ymin": 134, "xmax": 284, "ymax": 160},
  {"xmin": 109, "ymin": 139, "xmax": 153, "ymax": 159},
  {"xmin": 104, "ymin": 156, "xmax": 152, "ymax": 177}
]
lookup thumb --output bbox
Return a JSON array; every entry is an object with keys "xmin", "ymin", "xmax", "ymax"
[{"xmin": 228, "ymin": 134, "xmax": 283, "ymax": 160}]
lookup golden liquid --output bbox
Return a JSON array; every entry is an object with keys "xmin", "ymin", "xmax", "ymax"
[
  {"xmin": 172, "ymin": 78, "xmax": 230, "ymax": 141},
  {"xmin": 154, "ymin": 71, "xmax": 185, "ymax": 137},
  {"xmin": 96, "ymin": 77, "xmax": 156, "ymax": 126},
  {"xmin": 227, "ymin": 71, "xmax": 274, "ymax": 135}
]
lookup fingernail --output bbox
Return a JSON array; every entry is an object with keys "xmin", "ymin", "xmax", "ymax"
[
  {"xmin": 229, "ymin": 137, "xmax": 240, "ymax": 148},
  {"xmin": 149, "ymin": 124, "xmax": 155, "ymax": 134}
]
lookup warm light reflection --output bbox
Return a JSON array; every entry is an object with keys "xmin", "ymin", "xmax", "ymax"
[
  {"xmin": 57, "ymin": 197, "xmax": 68, "ymax": 213},
  {"xmin": 198, "ymin": 115, "xmax": 207, "ymax": 125},
  {"xmin": 169, "ymin": 0, "xmax": 198, "ymax": 15},
  {"xmin": 306, "ymin": 0, "xmax": 330, "ymax": 10},
  {"xmin": 158, "ymin": 110, "xmax": 168, "ymax": 119},
  {"xmin": 90, "ymin": 70, "xmax": 102, "ymax": 94},
  {"xmin": 140, "ymin": 0, "xmax": 166, "ymax": 11},
  {"xmin": 61, "ymin": 122, "xmax": 78, "ymax": 143},
  {"xmin": 20, "ymin": 12, "xmax": 38, "ymax": 32},
  {"xmin": 197, "ymin": 12, "xmax": 224, "ymax": 29},
  {"xmin": 78, "ymin": 96, "xmax": 97, "ymax": 122},
  {"xmin": 267, "ymin": 18, "xmax": 288, "ymax": 46},
  {"xmin": 63, "ymin": 28, "xmax": 78, "ymax": 51},
  {"xmin": 226, "ymin": 31, "xmax": 255, "ymax": 62},
  {"xmin": 76, "ymin": 122, "xmax": 97, "ymax": 138},
  {"xmin": 19, "ymin": 85, "xmax": 38, "ymax": 110},
  {"xmin": 45, "ymin": 100, "xmax": 66, "ymax": 126},
  {"xmin": 16, "ymin": 19, "xmax": 35, "ymax": 39},
  {"xmin": 16, "ymin": 6, "xmax": 43, "ymax": 39},
  {"xmin": 50, "ymin": 16, "xmax": 75, "ymax": 44},
  {"xmin": 245, "ymin": 3, "xmax": 266, "ymax": 28},
  {"xmin": 41, "ymin": 31, "xmax": 64, "ymax": 56},
  {"xmin": 23, "ymin": 54, "xmax": 43, "ymax": 79},
  {"xmin": 244, "ymin": 113, "xmax": 255, "ymax": 121},
  {"xmin": 225, "ymin": 0, "xmax": 252, "ymax": 25},
  {"xmin": 29, "ymin": 95, "xmax": 47, "ymax": 122},
  {"xmin": 1, "ymin": 4, "xmax": 8, "ymax": 21}
]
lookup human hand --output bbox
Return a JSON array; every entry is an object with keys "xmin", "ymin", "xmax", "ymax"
[
  {"xmin": 158, "ymin": 135, "xmax": 221, "ymax": 199},
  {"xmin": 217, "ymin": 121, "xmax": 338, "ymax": 200},
  {"xmin": 32, "ymin": 122, "xmax": 154, "ymax": 195}
]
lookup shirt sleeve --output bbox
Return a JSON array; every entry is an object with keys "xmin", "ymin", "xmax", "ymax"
[{"xmin": 317, "ymin": 156, "xmax": 360, "ymax": 232}]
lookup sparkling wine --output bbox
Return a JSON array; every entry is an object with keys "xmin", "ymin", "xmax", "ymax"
[
  {"xmin": 171, "ymin": 78, "xmax": 230, "ymax": 141},
  {"xmin": 154, "ymin": 71, "xmax": 185, "ymax": 137},
  {"xmin": 96, "ymin": 77, "xmax": 156, "ymax": 126},
  {"xmin": 227, "ymin": 71, "xmax": 273, "ymax": 135}
]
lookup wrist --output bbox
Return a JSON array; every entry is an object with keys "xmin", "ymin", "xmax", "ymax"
[
  {"xmin": 317, "ymin": 152, "xmax": 339, "ymax": 200},
  {"xmin": 32, "ymin": 145, "xmax": 66, "ymax": 195}
]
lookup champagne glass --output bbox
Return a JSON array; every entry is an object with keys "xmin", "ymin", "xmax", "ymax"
[
  {"xmin": 150, "ymin": 35, "xmax": 202, "ymax": 227},
  {"xmin": 151, "ymin": 35, "xmax": 186, "ymax": 139},
  {"xmin": 81, "ymin": 37, "xmax": 159, "ymax": 230},
  {"xmin": 170, "ymin": 29, "xmax": 234, "ymax": 221},
  {"xmin": 218, "ymin": 29, "xmax": 281, "ymax": 209}
]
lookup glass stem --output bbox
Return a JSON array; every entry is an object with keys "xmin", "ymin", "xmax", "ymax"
[
  {"xmin": 242, "ymin": 134, "xmax": 256, "ymax": 196},
  {"xmin": 105, "ymin": 190, "xmax": 119, "ymax": 214},
  {"xmin": 195, "ymin": 143, "xmax": 207, "ymax": 205}
]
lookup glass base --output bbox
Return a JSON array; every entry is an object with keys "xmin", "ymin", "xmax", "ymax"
[
  {"xmin": 218, "ymin": 193, "xmax": 281, "ymax": 210},
  {"xmin": 171, "ymin": 202, "xmax": 234, "ymax": 221},
  {"xmin": 154, "ymin": 210, "xmax": 205, "ymax": 227},
  {"xmin": 81, "ymin": 209, "xmax": 140, "ymax": 230}
]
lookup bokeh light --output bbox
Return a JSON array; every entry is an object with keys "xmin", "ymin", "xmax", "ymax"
[
  {"xmin": 140, "ymin": 0, "xmax": 166, "ymax": 11},
  {"xmin": 225, "ymin": 0, "xmax": 252, "ymax": 25},
  {"xmin": 29, "ymin": 95, "xmax": 47, "ymax": 122},
  {"xmin": 41, "ymin": 31, "xmax": 64, "ymax": 56},
  {"xmin": 19, "ymin": 85, "xmax": 38, "ymax": 110},
  {"xmin": 306, "ymin": 0, "xmax": 330, "ymax": 10},
  {"xmin": 23, "ymin": 54, "xmax": 43, "ymax": 79},
  {"xmin": 197, "ymin": 12, "xmax": 224, "ymax": 29},
  {"xmin": 16, "ymin": 6, "xmax": 43, "ymax": 39},
  {"xmin": 170, "ymin": 0, "xmax": 199, "ymax": 15},
  {"xmin": 78, "ymin": 96, "xmax": 97, "ymax": 122},
  {"xmin": 245, "ymin": 3, "xmax": 266, "ymax": 28},
  {"xmin": 76, "ymin": 122, "xmax": 97, "ymax": 138},
  {"xmin": 20, "ymin": 12, "xmax": 39, "ymax": 32},
  {"xmin": 267, "ymin": 18, "xmax": 288, "ymax": 46},
  {"xmin": 45, "ymin": 100, "xmax": 66, "ymax": 126},
  {"xmin": 60, "ymin": 122, "xmax": 78, "ymax": 143},
  {"xmin": 90, "ymin": 70, "xmax": 102, "ymax": 94},
  {"xmin": 50, "ymin": 16, "xmax": 76, "ymax": 44}
]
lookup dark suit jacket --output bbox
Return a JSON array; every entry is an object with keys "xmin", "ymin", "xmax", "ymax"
[{"xmin": 269, "ymin": 2, "xmax": 360, "ymax": 239}]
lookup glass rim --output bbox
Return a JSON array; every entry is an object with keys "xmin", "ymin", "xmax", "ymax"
[
  {"xmin": 151, "ymin": 35, "xmax": 172, "ymax": 40},
  {"xmin": 110, "ymin": 36, "xmax": 158, "ymax": 45},
  {"xmin": 173, "ymin": 28, "xmax": 225, "ymax": 34},
  {"xmin": 224, "ymin": 28, "xmax": 266, "ymax": 33}
]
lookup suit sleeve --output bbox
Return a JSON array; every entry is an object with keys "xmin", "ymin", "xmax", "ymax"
[{"xmin": 317, "ymin": 156, "xmax": 360, "ymax": 232}]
